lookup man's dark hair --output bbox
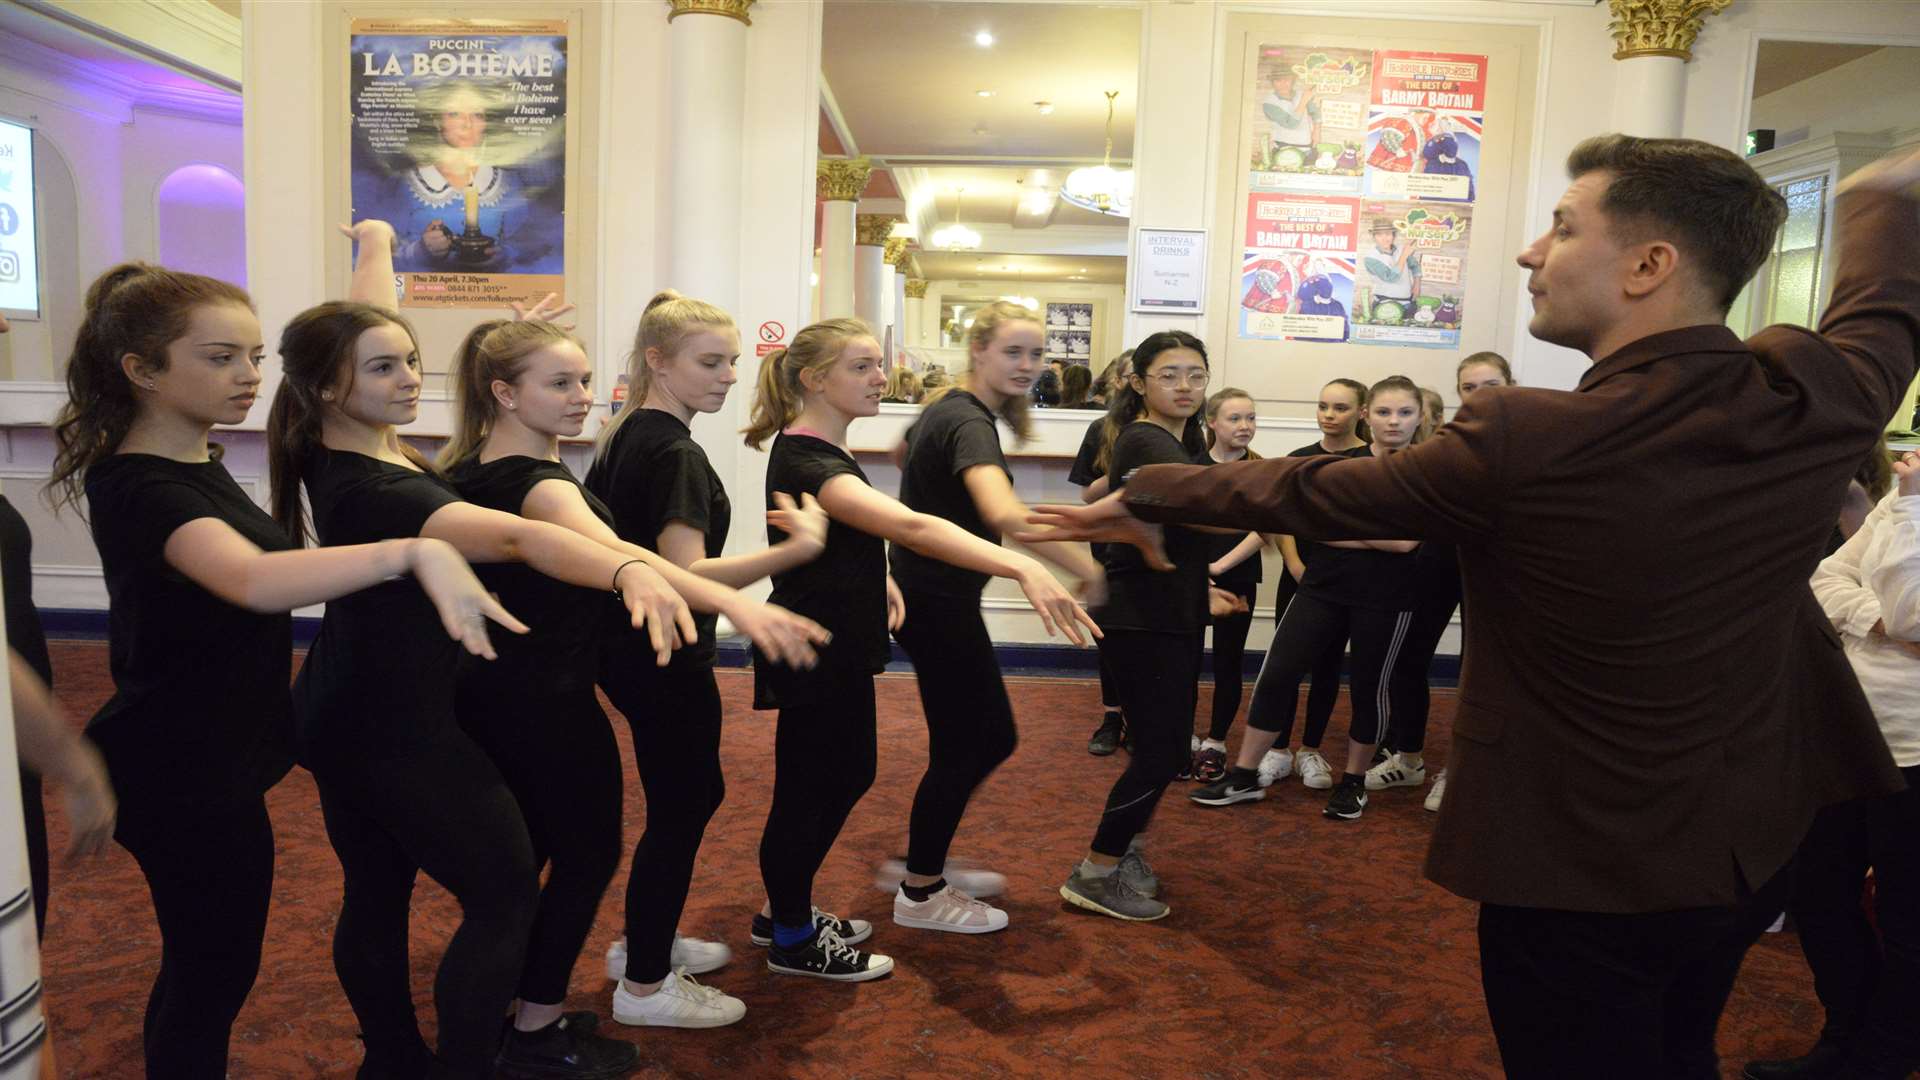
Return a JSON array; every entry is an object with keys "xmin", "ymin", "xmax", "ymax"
[{"xmin": 1566, "ymin": 134, "xmax": 1788, "ymax": 312}]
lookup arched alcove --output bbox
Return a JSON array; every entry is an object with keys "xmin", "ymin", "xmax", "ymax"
[{"xmin": 155, "ymin": 163, "xmax": 245, "ymax": 285}]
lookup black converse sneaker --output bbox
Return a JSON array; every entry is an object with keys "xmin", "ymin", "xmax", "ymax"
[
  {"xmin": 1323, "ymin": 775, "xmax": 1368, "ymax": 820},
  {"xmin": 766, "ymin": 925, "xmax": 895, "ymax": 982},
  {"xmin": 749, "ymin": 906, "xmax": 872, "ymax": 947}
]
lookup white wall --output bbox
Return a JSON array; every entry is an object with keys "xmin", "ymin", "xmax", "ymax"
[{"xmin": 1750, "ymin": 46, "xmax": 1920, "ymax": 148}]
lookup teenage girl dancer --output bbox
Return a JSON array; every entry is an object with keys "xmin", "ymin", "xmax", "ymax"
[
  {"xmin": 440, "ymin": 312, "xmax": 827, "ymax": 1056},
  {"xmin": 585, "ymin": 291, "xmax": 834, "ymax": 1027},
  {"xmin": 890, "ymin": 301, "xmax": 1105, "ymax": 933},
  {"xmin": 1057, "ymin": 331, "xmax": 1216, "ymax": 922},
  {"xmin": 267, "ymin": 244, "xmax": 721, "ymax": 1075},
  {"xmin": 1190, "ymin": 387, "xmax": 1266, "ymax": 783},
  {"xmin": 1071, "ymin": 350, "xmax": 1134, "ymax": 755},
  {"xmin": 1254, "ymin": 378, "xmax": 1369, "ymax": 790},
  {"xmin": 48, "ymin": 235, "xmax": 517, "ymax": 1076},
  {"xmin": 1372, "ymin": 353, "xmax": 1511, "ymax": 811},
  {"xmin": 744, "ymin": 318, "xmax": 1095, "ymax": 979},
  {"xmin": 1191, "ymin": 375, "xmax": 1426, "ymax": 821}
]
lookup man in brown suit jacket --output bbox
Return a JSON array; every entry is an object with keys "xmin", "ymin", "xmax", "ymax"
[{"xmin": 1025, "ymin": 137, "xmax": 1920, "ymax": 1078}]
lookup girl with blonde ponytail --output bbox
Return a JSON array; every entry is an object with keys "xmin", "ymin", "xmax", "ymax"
[
  {"xmin": 881, "ymin": 301, "xmax": 1106, "ymax": 932},
  {"xmin": 743, "ymin": 318, "xmax": 1097, "ymax": 981},
  {"xmin": 50, "ymin": 221, "xmax": 519, "ymax": 1076},
  {"xmin": 583, "ymin": 289, "xmax": 833, "ymax": 1029}
]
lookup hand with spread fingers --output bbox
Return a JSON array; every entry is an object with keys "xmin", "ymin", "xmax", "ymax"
[
  {"xmin": 410, "ymin": 537, "xmax": 528, "ymax": 660},
  {"xmin": 510, "ymin": 290, "xmax": 579, "ymax": 330},
  {"xmin": 1020, "ymin": 491, "xmax": 1174, "ymax": 571},
  {"xmin": 728, "ymin": 599, "xmax": 830, "ymax": 669},
  {"xmin": 614, "ymin": 560, "xmax": 696, "ymax": 666},
  {"xmin": 765, "ymin": 491, "xmax": 828, "ymax": 557}
]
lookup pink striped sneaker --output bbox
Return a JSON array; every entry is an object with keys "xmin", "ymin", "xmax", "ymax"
[{"xmin": 892, "ymin": 885, "xmax": 1009, "ymax": 934}]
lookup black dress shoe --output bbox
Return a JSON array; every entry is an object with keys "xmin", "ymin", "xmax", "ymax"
[{"xmin": 1742, "ymin": 1042, "xmax": 1850, "ymax": 1080}]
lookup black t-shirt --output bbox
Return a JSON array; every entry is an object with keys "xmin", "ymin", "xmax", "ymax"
[
  {"xmin": 1295, "ymin": 445, "xmax": 1420, "ymax": 611},
  {"xmin": 1284, "ymin": 442, "xmax": 1367, "ymax": 576},
  {"xmin": 1068, "ymin": 415, "xmax": 1108, "ymax": 488},
  {"xmin": 85, "ymin": 455, "xmax": 295, "ymax": 805},
  {"xmin": 585, "ymin": 409, "xmax": 732, "ymax": 666},
  {"xmin": 1099, "ymin": 422, "xmax": 1209, "ymax": 634},
  {"xmin": 448, "ymin": 455, "xmax": 611, "ymax": 695},
  {"xmin": 1202, "ymin": 453, "xmax": 1265, "ymax": 596},
  {"xmin": 891, "ymin": 391, "xmax": 1008, "ymax": 599},
  {"xmin": 755, "ymin": 433, "xmax": 888, "ymax": 707},
  {"xmin": 0, "ymin": 495, "xmax": 50, "ymax": 686},
  {"xmin": 292, "ymin": 448, "xmax": 463, "ymax": 768}
]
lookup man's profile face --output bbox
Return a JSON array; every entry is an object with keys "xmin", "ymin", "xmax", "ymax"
[{"xmin": 1517, "ymin": 170, "xmax": 1636, "ymax": 356}]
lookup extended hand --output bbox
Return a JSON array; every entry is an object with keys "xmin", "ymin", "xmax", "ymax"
[
  {"xmin": 58, "ymin": 739, "xmax": 115, "ymax": 860},
  {"xmin": 510, "ymin": 291, "xmax": 578, "ymax": 330},
  {"xmin": 411, "ymin": 538, "xmax": 529, "ymax": 659},
  {"xmin": 1018, "ymin": 567, "xmax": 1102, "ymax": 647},
  {"xmin": 732, "ymin": 601, "xmax": 829, "ymax": 669},
  {"xmin": 1209, "ymin": 587, "xmax": 1250, "ymax": 618},
  {"xmin": 766, "ymin": 491, "xmax": 828, "ymax": 556},
  {"xmin": 616, "ymin": 562, "xmax": 696, "ymax": 666},
  {"xmin": 337, "ymin": 219, "xmax": 397, "ymax": 251},
  {"xmin": 1017, "ymin": 492, "xmax": 1173, "ymax": 571}
]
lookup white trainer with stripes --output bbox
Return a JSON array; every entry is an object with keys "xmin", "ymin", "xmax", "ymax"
[{"xmin": 892, "ymin": 884, "xmax": 1009, "ymax": 934}]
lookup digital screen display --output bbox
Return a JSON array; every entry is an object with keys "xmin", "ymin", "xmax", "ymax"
[{"xmin": 0, "ymin": 118, "xmax": 40, "ymax": 318}]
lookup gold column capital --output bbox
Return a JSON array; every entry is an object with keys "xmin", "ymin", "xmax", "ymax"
[
  {"xmin": 667, "ymin": 0, "xmax": 754, "ymax": 25},
  {"xmin": 816, "ymin": 157, "xmax": 872, "ymax": 202},
  {"xmin": 883, "ymin": 237, "xmax": 911, "ymax": 266},
  {"xmin": 904, "ymin": 278, "xmax": 929, "ymax": 299},
  {"xmin": 1606, "ymin": 0, "xmax": 1732, "ymax": 61},
  {"xmin": 856, "ymin": 213, "xmax": 904, "ymax": 247}
]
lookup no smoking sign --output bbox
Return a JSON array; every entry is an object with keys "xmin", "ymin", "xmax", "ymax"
[{"xmin": 755, "ymin": 320, "xmax": 786, "ymax": 357}]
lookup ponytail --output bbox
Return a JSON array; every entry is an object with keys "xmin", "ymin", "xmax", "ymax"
[
  {"xmin": 742, "ymin": 317, "xmax": 872, "ymax": 450},
  {"xmin": 595, "ymin": 288, "xmax": 736, "ymax": 465},
  {"xmin": 440, "ymin": 317, "xmax": 577, "ymax": 470},
  {"xmin": 49, "ymin": 263, "xmax": 253, "ymax": 515}
]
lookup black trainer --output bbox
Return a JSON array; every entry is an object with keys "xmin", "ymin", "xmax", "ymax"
[
  {"xmin": 1191, "ymin": 772, "xmax": 1267, "ymax": 807},
  {"xmin": 749, "ymin": 906, "xmax": 872, "ymax": 947},
  {"xmin": 1323, "ymin": 775, "xmax": 1368, "ymax": 820},
  {"xmin": 495, "ymin": 1015, "xmax": 638, "ymax": 1079},
  {"xmin": 1088, "ymin": 714, "xmax": 1124, "ymax": 756},
  {"xmin": 766, "ymin": 926, "xmax": 895, "ymax": 982}
]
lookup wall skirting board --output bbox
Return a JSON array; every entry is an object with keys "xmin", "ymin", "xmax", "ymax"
[{"xmin": 37, "ymin": 609, "xmax": 1463, "ymax": 687}]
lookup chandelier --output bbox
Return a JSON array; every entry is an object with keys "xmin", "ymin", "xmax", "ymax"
[
  {"xmin": 931, "ymin": 187, "xmax": 982, "ymax": 250},
  {"xmin": 1062, "ymin": 90, "xmax": 1133, "ymax": 218}
]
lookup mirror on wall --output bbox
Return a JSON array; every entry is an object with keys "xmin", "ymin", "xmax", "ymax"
[{"xmin": 817, "ymin": 0, "xmax": 1140, "ymax": 412}]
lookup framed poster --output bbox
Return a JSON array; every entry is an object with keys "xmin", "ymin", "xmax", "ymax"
[
  {"xmin": 1045, "ymin": 302, "xmax": 1094, "ymax": 364},
  {"xmin": 1132, "ymin": 228, "xmax": 1207, "ymax": 314},
  {"xmin": 0, "ymin": 119, "xmax": 40, "ymax": 319}
]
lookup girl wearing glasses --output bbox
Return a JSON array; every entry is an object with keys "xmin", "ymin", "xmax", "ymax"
[{"xmin": 1060, "ymin": 331, "xmax": 1215, "ymax": 922}]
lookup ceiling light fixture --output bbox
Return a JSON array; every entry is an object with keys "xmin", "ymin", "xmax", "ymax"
[
  {"xmin": 974, "ymin": 30, "xmax": 994, "ymax": 47},
  {"xmin": 1034, "ymin": 101, "xmax": 1054, "ymax": 115},
  {"xmin": 1062, "ymin": 90, "xmax": 1133, "ymax": 219},
  {"xmin": 932, "ymin": 188, "xmax": 981, "ymax": 251},
  {"xmin": 975, "ymin": 89, "xmax": 995, "ymax": 98}
]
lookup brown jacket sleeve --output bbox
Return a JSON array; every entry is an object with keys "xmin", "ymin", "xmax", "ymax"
[{"xmin": 1121, "ymin": 393, "xmax": 1510, "ymax": 543}]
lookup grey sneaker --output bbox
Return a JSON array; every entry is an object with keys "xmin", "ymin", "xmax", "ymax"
[
  {"xmin": 1059, "ymin": 868, "xmax": 1169, "ymax": 922},
  {"xmin": 1116, "ymin": 850, "xmax": 1160, "ymax": 898}
]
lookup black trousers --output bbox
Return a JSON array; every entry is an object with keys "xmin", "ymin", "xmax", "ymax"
[
  {"xmin": 1203, "ymin": 587, "xmax": 1257, "ymax": 742},
  {"xmin": 893, "ymin": 589, "xmax": 1019, "ymax": 877},
  {"xmin": 1092, "ymin": 628, "xmax": 1201, "ymax": 857},
  {"xmin": 315, "ymin": 736, "xmax": 539, "ymax": 1078},
  {"xmin": 460, "ymin": 683, "xmax": 624, "ymax": 1003},
  {"xmin": 1478, "ymin": 863, "xmax": 1793, "ymax": 1080},
  {"xmin": 115, "ymin": 795, "xmax": 274, "ymax": 1079},
  {"xmin": 1787, "ymin": 764, "xmax": 1920, "ymax": 1072},
  {"xmin": 1249, "ymin": 591, "xmax": 1415, "ymax": 747},
  {"xmin": 759, "ymin": 670, "xmax": 878, "ymax": 928},
  {"xmin": 602, "ymin": 659, "xmax": 726, "ymax": 985},
  {"xmin": 1381, "ymin": 596, "xmax": 1455, "ymax": 754}
]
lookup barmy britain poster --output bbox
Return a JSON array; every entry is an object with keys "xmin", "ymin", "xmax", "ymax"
[
  {"xmin": 350, "ymin": 19, "xmax": 568, "ymax": 308},
  {"xmin": 1240, "ymin": 43, "xmax": 1487, "ymax": 349}
]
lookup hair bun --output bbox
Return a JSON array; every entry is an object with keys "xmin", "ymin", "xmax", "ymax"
[{"xmin": 643, "ymin": 289, "xmax": 683, "ymax": 314}]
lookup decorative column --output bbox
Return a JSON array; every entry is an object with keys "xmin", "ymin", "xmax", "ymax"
[
  {"xmin": 1606, "ymin": 0, "xmax": 1731, "ymax": 138},
  {"xmin": 884, "ymin": 238, "xmax": 911, "ymax": 361},
  {"xmin": 904, "ymin": 278, "xmax": 929, "ymax": 352},
  {"xmin": 854, "ymin": 213, "xmax": 901, "ymax": 332},
  {"xmin": 816, "ymin": 157, "xmax": 870, "ymax": 318},
  {"xmin": 666, "ymin": 0, "xmax": 755, "ymax": 307}
]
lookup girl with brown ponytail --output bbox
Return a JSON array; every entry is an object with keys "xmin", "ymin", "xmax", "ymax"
[
  {"xmin": 49, "ymin": 221, "xmax": 517, "ymax": 1077},
  {"xmin": 744, "ymin": 317, "xmax": 1095, "ymax": 980}
]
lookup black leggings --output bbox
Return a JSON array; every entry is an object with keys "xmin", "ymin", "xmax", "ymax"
[
  {"xmin": 602, "ymin": 659, "xmax": 726, "ymax": 985},
  {"xmin": 1248, "ymin": 591, "xmax": 1417, "ymax": 747},
  {"xmin": 1382, "ymin": 595, "xmax": 1455, "ymax": 754},
  {"xmin": 460, "ymin": 683, "xmax": 624, "ymax": 1003},
  {"xmin": 21, "ymin": 769, "xmax": 45, "ymax": 938},
  {"xmin": 894, "ymin": 589, "xmax": 1019, "ymax": 877},
  {"xmin": 315, "ymin": 736, "xmax": 539, "ymax": 1078},
  {"xmin": 1258, "ymin": 572, "xmax": 1344, "ymax": 748},
  {"xmin": 115, "ymin": 795, "xmax": 273, "ymax": 1079},
  {"xmin": 1204, "ymin": 587, "xmax": 1257, "ymax": 742},
  {"xmin": 1092, "ymin": 628, "xmax": 1202, "ymax": 857},
  {"xmin": 759, "ymin": 670, "xmax": 878, "ymax": 928}
]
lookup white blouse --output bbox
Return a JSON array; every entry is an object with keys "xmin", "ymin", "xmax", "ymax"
[{"xmin": 1811, "ymin": 491, "xmax": 1920, "ymax": 767}]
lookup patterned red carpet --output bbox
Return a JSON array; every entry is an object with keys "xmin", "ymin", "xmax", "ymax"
[{"xmin": 35, "ymin": 640, "xmax": 1821, "ymax": 1078}]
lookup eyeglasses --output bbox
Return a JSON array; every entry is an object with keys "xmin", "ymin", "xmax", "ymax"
[{"xmin": 1143, "ymin": 368, "xmax": 1211, "ymax": 389}]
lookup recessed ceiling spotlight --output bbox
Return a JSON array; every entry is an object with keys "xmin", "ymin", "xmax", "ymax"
[
  {"xmin": 972, "ymin": 125, "xmax": 989, "ymax": 135},
  {"xmin": 975, "ymin": 89, "xmax": 995, "ymax": 98},
  {"xmin": 1034, "ymin": 101, "xmax": 1054, "ymax": 115},
  {"xmin": 974, "ymin": 30, "xmax": 994, "ymax": 47}
]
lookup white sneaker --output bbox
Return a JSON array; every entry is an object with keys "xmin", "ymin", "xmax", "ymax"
[
  {"xmin": 873, "ymin": 858, "xmax": 1008, "ymax": 898},
  {"xmin": 605, "ymin": 934, "xmax": 731, "ymax": 981},
  {"xmin": 892, "ymin": 885, "xmax": 1009, "ymax": 934},
  {"xmin": 1256, "ymin": 748, "xmax": 1294, "ymax": 787},
  {"xmin": 1296, "ymin": 749, "xmax": 1334, "ymax": 790},
  {"xmin": 1424, "ymin": 770, "xmax": 1448, "ymax": 813},
  {"xmin": 1189, "ymin": 734, "xmax": 1200, "ymax": 753},
  {"xmin": 605, "ymin": 938, "xmax": 625, "ymax": 982},
  {"xmin": 612, "ymin": 967, "xmax": 745, "ymax": 1028},
  {"xmin": 1365, "ymin": 753, "xmax": 1427, "ymax": 791}
]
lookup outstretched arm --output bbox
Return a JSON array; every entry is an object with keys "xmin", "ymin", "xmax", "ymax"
[
  {"xmin": 341, "ymin": 220, "xmax": 399, "ymax": 312},
  {"xmin": 962, "ymin": 464, "xmax": 1103, "ymax": 583}
]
